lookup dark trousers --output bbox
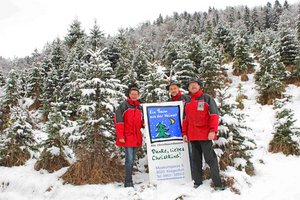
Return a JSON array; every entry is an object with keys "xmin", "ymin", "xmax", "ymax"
[
  {"xmin": 191, "ymin": 140, "xmax": 222, "ymax": 187},
  {"xmin": 187, "ymin": 142, "xmax": 193, "ymax": 174}
]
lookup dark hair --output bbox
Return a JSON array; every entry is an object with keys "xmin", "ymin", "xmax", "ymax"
[
  {"xmin": 129, "ymin": 87, "xmax": 139, "ymax": 93},
  {"xmin": 166, "ymin": 82, "xmax": 181, "ymax": 90},
  {"xmin": 187, "ymin": 78, "xmax": 203, "ymax": 88},
  {"xmin": 126, "ymin": 84, "xmax": 139, "ymax": 97}
]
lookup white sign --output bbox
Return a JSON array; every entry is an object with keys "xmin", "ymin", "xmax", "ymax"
[{"xmin": 143, "ymin": 101, "xmax": 192, "ymax": 184}]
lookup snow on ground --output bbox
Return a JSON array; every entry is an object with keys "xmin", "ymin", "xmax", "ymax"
[{"xmin": 1, "ymin": 63, "xmax": 300, "ymax": 199}]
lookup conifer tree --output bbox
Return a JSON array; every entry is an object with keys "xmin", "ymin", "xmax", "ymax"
[
  {"xmin": 61, "ymin": 49, "xmax": 124, "ymax": 185},
  {"xmin": 2, "ymin": 70, "xmax": 20, "ymax": 109},
  {"xmin": 132, "ymin": 42, "xmax": 154, "ymax": 83},
  {"xmin": 155, "ymin": 14, "xmax": 164, "ymax": 26},
  {"xmin": 111, "ymin": 29, "xmax": 132, "ymax": 84},
  {"xmin": 213, "ymin": 25, "xmax": 234, "ymax": 59},
  {"xmin": 243, "ymin": 6, "xmax": 251, "ymax": 32},
  {"xmin": 0, "ymin": 107, "xmax": 36, "ymax": 166},
  {"xmin": 215, "ymin": 87, "xmax": 255, "ymax": 178},
  {"xmin": 0, "ymin": 72, "xmax": 5, "ymax": 87},
  {"xmin": 41, "ymin": 38, "xmax": 67, "ymax": 119},
  {"xmin": 35, "ymin": 103, "xmax": 70, "ymax": 172},
  {"xmin": 198, "ymin": 45, "xmax": 223, "ymax": 97},
  {"xmin": 232, "ymin": 36, "xmax": 254, "ymax": 76},
  {"xmin": 161, "ymin": 36, "xmax": 179, "ymax": 77},
  {"xmin": 88, "ymin": 19, "xmax": 105, "ymax": 51},
  {"xmin": 283, "ymin": 0, "xmax": 290, "ymax": 10},
  {"xmin": 262, "ymin": 2, "xmax": 273, "ymax": 30},
  {"xmin": 17, "ymin": 70, "xmax": 29, "ymax": 98},
  {"xmin": 250, "ymin": 8, "xmax": 260, "ymax": 34},
  {"xmin": 293, "ymin": 55, "xmax": 300, "ymax": 81},
  {"xmin": 296, "ymin": 4, "xmax": 300, "ymax": 42},
  {"xmin": 256, "ymin": 44, "xmax": 286, "ymax": 105},
  {"xmin": 62, "ymin": 36, "xmax": 88, "ymax": 118},
  {"xmin": 204, "ymin": 20, "xmax": 213, "ymax": 42},
  {"xmin": 172, "ymin": 44, "xmax": 196, "ymax": 87},
  {"xmin": 65, "ymin": 18, "xmax": 86, "ymax": 49},
  {"xmin": 279, "ymin": 20, "xmax": 298, "ymax": 65},
  {"xmin": 41, "ymin": 68, "xmax": 59, "ymax": 120},
  {"xmin": 27, "ymin": 65, "xmax": 43, "ymax": 110},
  {"xmin": 251, "ymin": 29, "xmax": 278, "ymax": 56},
  {"xmin": 142, "ymin": 65, "xmax": 168, "ymax": 103},
  {"xmin": 269, "ymin": 98, "xmax": 300, "ymax": 155},
  {"xmin": 39, "ymin": 43, "xmax": 53, "ymax": 76},
  {"xmin": 122, "ymin": 65, "xmax": 138, "ymax": 87},
  {"xmin": 186, "ymin": 34, "xmax": 204, "ymax": 68},
  {"xmin": 272, "ymin": 0, "xmax": 283, "ymax": 31},
  {"xmin": 227, "ymin": 7, "xmax": 235, "ymax": 27}
]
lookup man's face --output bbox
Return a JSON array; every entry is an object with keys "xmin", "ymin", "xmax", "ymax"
[
  {"xmin": 188, "ymin": 82, "xmax": 200, "ymax": 94},
  {"xmin": 169, "ymin": 85, "xmax": 180, "ymax": 97},
  {"xmin": 129, "ymin": 90, "xmax": 139, "ymax": 101}
]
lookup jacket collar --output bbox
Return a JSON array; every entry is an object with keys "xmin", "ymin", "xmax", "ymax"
[
  {"xmin": 190, "ymin": 89, "xmax": 203, "ymax": 100},
  {"xmin": 171, "ymin": 91, "xmax": 182, "ymax": 101},
  {"xmin": 126, "ymin": 98, "xmax": 141, "ymax": 107}
]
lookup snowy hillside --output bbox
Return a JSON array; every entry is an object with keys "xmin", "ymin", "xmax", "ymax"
[{"xmin": 0, "ymin": 62, "xmax": 300, "ymax": 200}]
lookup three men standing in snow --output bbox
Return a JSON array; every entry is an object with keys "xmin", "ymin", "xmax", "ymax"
[{"xmin": 114, "ymin": 79, "xmax": 224, "ymax": 190}]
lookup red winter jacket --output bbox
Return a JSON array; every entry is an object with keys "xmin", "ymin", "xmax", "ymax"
[
  {"xmin": 182, "ymin": 89, "xmax": 219, "ymax": 141},
  {"xmin": 114, "ymin": 98, "xmax": 143, "ymax": 147}
]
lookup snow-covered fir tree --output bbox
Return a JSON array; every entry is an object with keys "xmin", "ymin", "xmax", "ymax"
[
  {"xmin": 250, "ymin": 8, "xmax": 259, "ymax": 34},
  {"xmin": 272, "ymin": 0, "xmax": 283, "ymax": 31},
  {"xmin": 2, "ymin": 70, "xmax": 20, "ymax": 109},
  {"xmin": 0, "ymin": 72, "xmax": 5, "ymax": 87},
  {"xmin": 64, "ymin": 18, "xmax": 86, "ymax": 49},
  {"xmin": 243, "ymin": 6, "xmax": 251, "ymax": 33},
  {"xmin": 111, "ymin": 29, "xmax": 133, "ymax": 86},
  {"xmin": 204, "ymin": 20, "xmax": 213, "ymax": 42},
  {"xmin": 250, "ymin": 30, "xmax": 277, "ymax": 56},
  {"xmin": 213, "ymin": 24, "xmax": 234, "ymax": 59},
  {"xmin": 17, "ymin": 69, "xmax": 30, "ymax": 98},
  {"xmin": 185, "ymin": 34, "xmax": 204, "ymax": 69},
  {"xmin": 61, "ymin": 49, "xmax": 124, "ymax": 185},
  {"xmin": 27, "ymin": 65, "xmax": 42, "ymax": 110},
  {"xmin": 88, "ymin": 19, "xmax": 105, "ymax": 51},
  {"xmin": 256, "ymin": 44, "xmax": 287, "ymax": 105},
  {"xmin": 292, "ymin": 5, "xmax": 300, "ymax": 82},
  {"xmin": 199, "ymin": 45, "xmax": 223, "ymax": 97},
  {"xmin": 132, "ymin": 42, "xmax": 154, "ymax": 83},
  {"xmin": 142, "ymin": 64, "xmax": 169, "ymax": 103},
  {"xmin": 41, "ymin": 38, "xmax": 67, "ymax": 119},
  {"xmin": 262, "ymin": 2, "xmax": 273, "ymax": 30},
  {"xmin": 161, "ymin": 36, "xmax": 180, "ymax": 77},
  {"xmin": 279, "ymin": 19, "xmax": 298, "ymax": 65},
  {"xmin": 172, "ymin": 43, "xmax": 196, "ymax": 87},
  {"xmin": 0, "ymin": 107, "xmax": 36, "ymax": 166},
  {"xmin": 293, "ymin": 53, "xmax": 300, "ymax": 81},
  {"xmin": 34, "ymin": 103, "xmax": 70, "ymax": 172},
  {"xmin": 297, "ymin": 3, "xmax": 300, "ymax": 42},
  {"xmin": 215, "ymin": 87, "xmax": 255, "ymax": 188},
  {"xmin": 269, "ymin": 97, "xmax": 300, "ymax": 155},
  {"xmin": 232, "ymin": 36, "xmax": 254, "ymax": 76}
]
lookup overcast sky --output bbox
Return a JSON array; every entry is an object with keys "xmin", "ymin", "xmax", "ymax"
[{"xmin": 0, "ymin": 0, "xmax": 299, "ymax": 59}]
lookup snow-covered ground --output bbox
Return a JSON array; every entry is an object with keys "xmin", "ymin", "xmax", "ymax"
[{"xmin": 1, "ymin": 63, "xmax": 300, "ymax": 200}]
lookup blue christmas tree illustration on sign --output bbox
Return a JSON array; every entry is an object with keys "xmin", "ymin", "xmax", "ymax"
[{"xmin": 147, "ymin": 106, "xmax": 182, "ymax": 143}]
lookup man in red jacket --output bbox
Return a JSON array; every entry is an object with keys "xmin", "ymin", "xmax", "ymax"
[
  {"xmin": 114, "ymin": 86, "xmax": 143, "ymax": 187},
  {"xmin": 182, "ymin": 79, "xmax": 224, "ymax": 190}
]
